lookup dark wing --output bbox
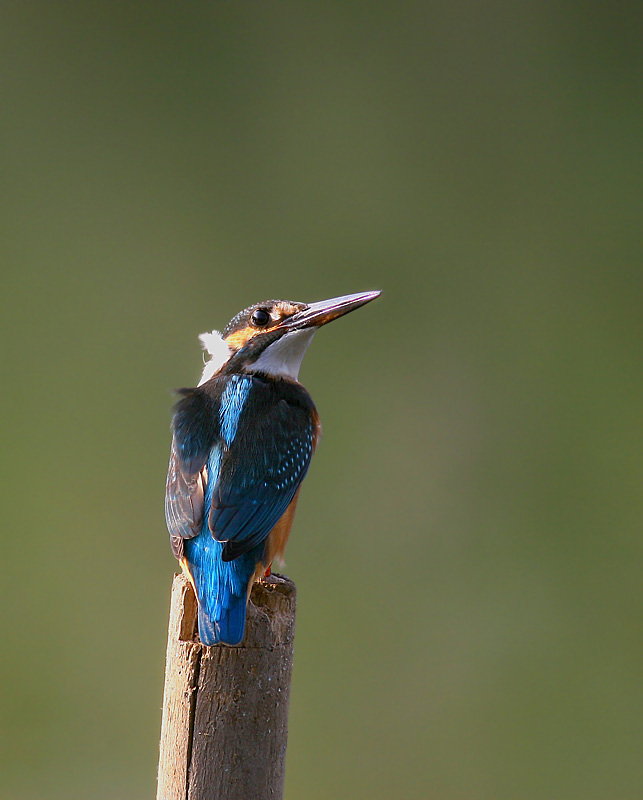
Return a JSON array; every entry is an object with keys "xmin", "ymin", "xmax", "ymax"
[
  {"xmin": 209, "ymin": 395, "xmax": 314, "ymax": 562},
  {"xmin": 165, "ymin": 441, "xmax": 206, "ymax": 559},
  {"xmin": 165, "ymin": 386, "xmax": 220, "ymax": 559}
]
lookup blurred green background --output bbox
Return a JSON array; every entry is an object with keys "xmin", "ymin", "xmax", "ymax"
[{"xmin": 1, "ymin": 2, "xmax": 641, "ymax": 798}]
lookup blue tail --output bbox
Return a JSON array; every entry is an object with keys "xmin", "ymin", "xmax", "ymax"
[
  {"xmin": 196, "ymin": 585, "xmax": 248, "ymax": 646},
  {"xmin": 185, "ymin": 532, "xmax": 262, "ymax": 646}
]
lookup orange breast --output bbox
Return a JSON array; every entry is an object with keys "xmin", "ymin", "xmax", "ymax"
[{"xmin": 251, "ymin": 488, "xmax": 302, "ymax": 587}]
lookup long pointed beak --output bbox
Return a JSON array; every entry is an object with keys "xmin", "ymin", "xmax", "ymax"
[{"xmin": 285, "ymin": 290, "xmax": 381, "ymax": 330}]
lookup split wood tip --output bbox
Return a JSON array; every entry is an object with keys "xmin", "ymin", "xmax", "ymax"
[{"xmin": 171, "ymin": 572, "xmax": 296, "ymax": 648}]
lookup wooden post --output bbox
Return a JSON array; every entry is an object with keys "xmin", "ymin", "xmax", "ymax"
[{"xmin": 157, "ymin": 573, "xmax": 297, "ymax": 800}]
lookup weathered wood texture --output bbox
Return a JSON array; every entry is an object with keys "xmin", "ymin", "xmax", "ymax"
[{"xmin": 157, "ymin": 572, "xmax": 297, "ymax": 800}]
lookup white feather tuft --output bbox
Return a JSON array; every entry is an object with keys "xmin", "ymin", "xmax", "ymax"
[{"xmin": 197, "ymin": 330, "xmax": 232, "ymax": 385}]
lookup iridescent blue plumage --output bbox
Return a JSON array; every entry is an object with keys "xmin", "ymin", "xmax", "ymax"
[
  {"xmin": 219, "ymin": 375, "xmax": 252, "ymax": 447},
  {"xmin": 184, "ymin": 446, "xmax": 264, "ymax": 646}
]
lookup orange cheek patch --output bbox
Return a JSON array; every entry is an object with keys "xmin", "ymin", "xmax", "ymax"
[{"xmin": 226, "ymin": 326, "xmax": 257, "ymax": 350}]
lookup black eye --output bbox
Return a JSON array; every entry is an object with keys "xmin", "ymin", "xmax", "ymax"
[{"xmin": 251, "ymin": 308, "xmax": 271, "ymax": 327}]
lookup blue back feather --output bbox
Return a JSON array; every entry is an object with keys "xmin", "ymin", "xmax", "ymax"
[
  {"xmin": 185, "ymin": 446, "xmax": 262, "ymax": 645},
  {"xmin": 219, "ymin": 375, "xmax": 252, "ymax": 446}
]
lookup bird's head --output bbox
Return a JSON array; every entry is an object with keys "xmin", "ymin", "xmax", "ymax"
[{"xmin": 198, "ymin": 291, "xmax": 381, "ymax": 383}]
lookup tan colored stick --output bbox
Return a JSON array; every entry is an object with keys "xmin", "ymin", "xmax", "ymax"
[{"xmin": 156, "ymin": 572, "xmax": 297, "ymax": 800}]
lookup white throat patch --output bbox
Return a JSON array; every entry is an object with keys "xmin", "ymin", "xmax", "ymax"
[
  {"xmin": 197, "ymin": 330, "xmax": 232, "ymax": 385},
  {"xmin": 250, "ymin": 328, "xmax": 316, "ymax": 380}
]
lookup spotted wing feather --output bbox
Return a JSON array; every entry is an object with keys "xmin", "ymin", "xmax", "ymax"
[{"xmin": 210, "ymin": 390, "xmax": 315, "ymax": 561}]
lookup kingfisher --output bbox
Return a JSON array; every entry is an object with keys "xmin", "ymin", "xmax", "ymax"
[{"xmin": 165, "ymin": 290, "xmax": 380, "ymax": 646}]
